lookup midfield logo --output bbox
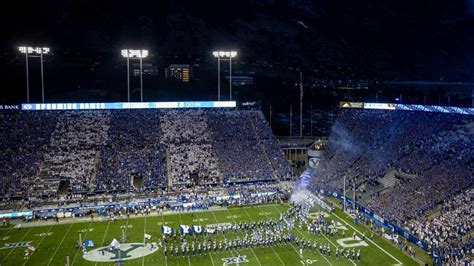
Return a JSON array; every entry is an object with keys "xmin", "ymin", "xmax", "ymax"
[
  {"xmin": 99, "ymin": 244, "xmax": 142, "ymax": 260},
  {"xmin": 222, "ymin": 255, "xmax": 249, "ymax": 265},
  {"xmin": 83, "ymin": 243, "xmax": 159, "ymax": 262}
]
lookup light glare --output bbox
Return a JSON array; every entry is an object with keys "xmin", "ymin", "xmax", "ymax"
[
  {"xmin": 213, "ymin": 50, "xmax": 238, "ymax": 58},
  {"xmin": 121, "ymin": 49, "xmax": 149, "ymax": 58},
  {"xmin": 18, "ymin": 46, "xmax": 50, "ymax": 54}
]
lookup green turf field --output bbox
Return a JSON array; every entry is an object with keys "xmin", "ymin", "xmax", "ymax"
[{"xmin": 0, "ymin": 203, "xmax": 423, "ymax": 266}]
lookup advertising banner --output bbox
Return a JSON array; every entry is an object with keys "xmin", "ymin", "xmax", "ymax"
[{"xmin": 21, "ymin": 101, "xmax": 237, "ymax": 111}]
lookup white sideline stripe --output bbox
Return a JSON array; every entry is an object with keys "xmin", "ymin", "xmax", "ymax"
[
  {"xmin": 2, "ymin": 227, "xmax": 33, "ymax": 262},
  {"xmin": 71, "ymin": 222, "xmax": 93, "ymax": 265},
  {"xmin": 178, "ymin": 213, "xmax": 191, "ymax": 266},
  {"xmin": 4, "ymin": 204, "xmax": 285, "ymax": 229},
  {"xmin": 241, "ymin": 208, "xmax": 285, "ymax": 266},
  {"xmin": 48, "ymin": 223, "xmax": 73, "ymax": 265},
  {"xmin": 194, "ymin": 212, "xmax": 215, "ymax": 266},
  {"xmin": 24, "ymin": 225, "xmax": 54, "ymax": 265},
  {"xmin": 224, "ymin": 208, "xmax": 263, "ymax": 266},
  {"xmin": 332, "ymin": 212, "xmax": 403, "ymax": 264},
  {"xmin": 269, "ymin": 206, "xmax": 333, "ymax": 266}
]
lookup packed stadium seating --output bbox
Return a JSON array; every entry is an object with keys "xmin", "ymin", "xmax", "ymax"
[
  {"xmin": 95, "ymin": 110, "xmax": 167, "ymax": 192},
  {"xmin": 308, "ymin": 108, "xmax": 473, "ymax": 263},
  {"xmin": 0, "ymin": 111, "xmax": 57, "ymax": 196},
  {"xmin": 38, "ymin": 111, "xmax": 110, "ymax": 193},
  {"xmin": 310, "ymin": 109, "xmax": 473, "ymax": 221},
  {"xmin": 161, "ymin": 110, "xmax": 221, "ymax": 187},
  {"xmin": 407, "ymin": 188, "xmax": 473, "ymax": 261},
  {"xmin": 0, "ymin": 108, "xmax": 292, "ymax": 196}
]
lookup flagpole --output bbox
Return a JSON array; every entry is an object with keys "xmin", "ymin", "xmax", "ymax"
[{"xmin": 300, "ymin": 71, "xmax": 303, "ymax": 137}]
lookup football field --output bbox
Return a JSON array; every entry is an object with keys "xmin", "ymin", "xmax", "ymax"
[{"xmin": 0, "ymin": 203, "xmax": 422, "ymax": 265}]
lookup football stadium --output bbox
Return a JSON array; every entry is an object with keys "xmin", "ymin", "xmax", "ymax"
[
  {"xmin": 0, "ymin": 101, "xmax": 472, "ymax": 266},
  {"xmin": 2, "ymin": 1, "xmax": 474, "ymax": 265}
]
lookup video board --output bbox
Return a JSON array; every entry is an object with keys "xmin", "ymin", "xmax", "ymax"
[{"xmin": 21, "ymin": 101, "xmax": 236, "ymax": 111}]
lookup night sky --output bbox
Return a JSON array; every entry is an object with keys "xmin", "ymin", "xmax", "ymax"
[{"xmin": 0, "ymin": 0, "xmax": 473, "ymax": 107}]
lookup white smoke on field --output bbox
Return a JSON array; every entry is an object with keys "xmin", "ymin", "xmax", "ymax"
[{"xmin": 290, "ymin": 188, "xmax": 316, "ymax": 209}]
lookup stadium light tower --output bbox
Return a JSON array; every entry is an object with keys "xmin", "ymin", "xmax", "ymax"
[
  {"xmin": 18, "ymin": 46, "xmax": 50, "ymax": 103},
  {"xmin": 121, "ymin": 49, "xmax": 148, "ymax": 102},
  {"xmin": 212, "ymin": 50, "xmax": 237, "ymax": 101}
]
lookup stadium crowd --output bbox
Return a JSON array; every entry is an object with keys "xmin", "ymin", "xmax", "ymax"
[
  {"xmin": 39, "ymin": 111, "xmax": 110, "ymax": 192},
  {"xmin": 407, "ymin": 188, "xmax": 473, "ymax": 264},
  {"xmin": 161, "ymin": 110, "xmax": 221, "ymax": 186},
  {"xmin": 0, "ymin": 108, "xmax": 292, "ymax": 196},
  {"xmin": 208, "ymin": 111, "xmax": 290, "ymax": 182},
  {"xmin": 0, "ymin": 112, "xmax": 57, "ymax": 196},
  {"xmin": 95, "ymin": 110, "xmax": 167, "ymax": 191},
  {"xmin": 308, "ymin": 109, "xmax": 473, "ymax": 264}
]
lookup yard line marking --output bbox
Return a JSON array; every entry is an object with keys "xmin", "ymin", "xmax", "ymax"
[
  {"xmin": 210, "ymin": 210, "xmax": 235, "ymax": 257},
  {"xmin": 257, "ymin": 205, "xmax": 331, "ymax": 265},
  {"xmin": 224, "ymin": 208, "xmax": 262, "ymax": 266},
  {"xmin": 71, "ymin": 221, "xmax": 92, "ymax": 265},
  {"xmin": 94, "ymin": 219, "xmax": 111, "ymax": 266},
  {"xmin": 161, "ymin": 214, "xmax": 168, "ymax": 266},
  {"xmin": 320, "ymin": 231, "xmax": 356, "ymax": 266},
  {"xmin": 194, "ymin": 212, "xmax": 215, "ymax": 266},
  {"xmin": 124, "ymin": 215, "xmax": 130, "ymax": 238},
  {"xmin": 178, "ymin": 213, "xmax": 192, "ymax": 266},
  {"xmin": 269, "ymin": 205, "xmax": 333, "ymax": 266},
  {"xmin": 2, "ymin": 227, "xmax": 32, "ymax": 262},
  {"xmin": 100, "ymin": 219, "xmax": 111, "ymax": 246},
  {"xmin": 48, "ymin": 223, "xmax": 73, "ymax": 266},
  {"xmin": 242, "ymin": 208, "xmax": 284, "ymax": 266},
  {"xmin": 332, "ymin": 212, "xmax": 402, "ymax": 264},
  {"xmin": 293, "ymin": 211, "xmax": 357, "ymax": 266},
  {"xmin": 0, "ymin": 226, "xmax": 15, "ymax": 238},
  {"xmin": 142, "ymin": 215, "xmax": 147, "ymax": 266},
  {"xmin": 24, "ymin": 225, "xmax": 54, "ymax": 265}
]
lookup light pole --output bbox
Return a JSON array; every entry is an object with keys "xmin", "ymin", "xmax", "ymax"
[
  {"xmin": 121, "ymin": 49, "xmax": 148, "ymax": 102},
  {"xmin": 343, "ymin": 175, "xmax": 346, "ymax": 211},
  {"xmin": 353, "ymin": 180, "xmax": 356, "ymax": 210},
  {"xmin": 18, "ymin": 46, "xmax": 50, "ymax": 103},
  {"xmin": 212, "ymin": 51, "xmax": 237, "ymax": 101},
  {"xmin": 310, "ymin": 104, "xmax": 313, "ymax": 137}
]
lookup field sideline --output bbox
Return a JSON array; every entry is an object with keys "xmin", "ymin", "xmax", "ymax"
[{"xmin": 0, "ymin": 203, "xmax": 423, "ymax": 266}]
